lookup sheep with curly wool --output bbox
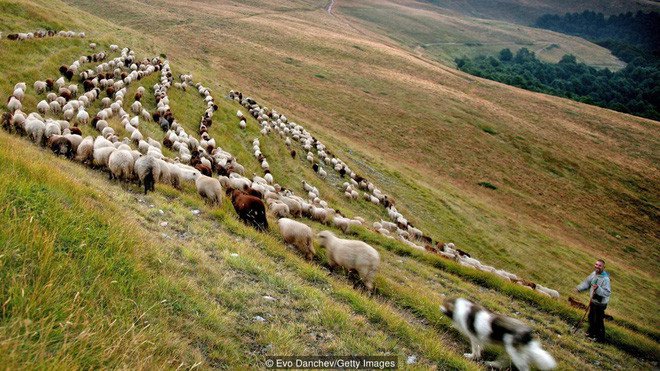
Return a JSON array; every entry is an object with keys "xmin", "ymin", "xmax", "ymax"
[
  {"xmin": 278, "ymin": 218, "xmax": 315, "ymax": 260},
  {"xmin": 317, "ymin": 230, "xmax": 380, "ymax": 293}
]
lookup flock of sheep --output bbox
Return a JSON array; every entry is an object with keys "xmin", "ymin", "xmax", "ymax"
[
  {"xmin": 1, "ymin": 33, "xmax": 559, "ymax": 298},
  {"xmin": 227, "ymin": 90, "xmax": 560, "ymax": 299}
]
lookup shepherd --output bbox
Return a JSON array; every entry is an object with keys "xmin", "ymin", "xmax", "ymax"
[{"xmin": 575, "ymin": 259, "xmax": 611, "ymax": 342}]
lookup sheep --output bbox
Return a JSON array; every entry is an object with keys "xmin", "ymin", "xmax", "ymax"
[
  {"xmin": 278, "ymin": 196, "xmax": 303, "ymax": 217},
  {"xmin": 37, "ymin": 100, "xmax": 50, "ymax": 114},
  {"xmin": 7, "ymin": 97, "xmax": 22, "ymax": 112},
  {"xmin": 333, "ymin": 215, "xmax": 350, "ymax": 233},
  {"xmin": 25, "ymin": 119, "xmax": 46, "ymax": 146},
  {"xmin": 135, "ymin": 155, "xmax": 161, "ymax": 194},
  {"xmin": 316, "ymin": 230, "xmax": 380, "ymax": 293},
  {"xmin": 49, "ymin": 100, "xmax": 61, "ymax": 114},
  {"xmin": 44, "ymin": 121, "xmax": 62, "ymax": 138},
  {"xmin": 277, "ymin": 218, "xmax": 315, "ymax": 260},
  {"xmin": 108, "ymin": 149, "xmax": 135, "ymax": 181},
  {"xmin": 93, "ymin": 146, "xmax": 116, "ymax": 167},
  {"xmin": 47, "ymin": 135, "xmax": 74, "ymax": 158},
  {"xmin": 194, "ymin": 173, "xmax": 223, "ymax": 205},
  {"xmin": 34, "ymin": 81, "xmax": 47, "ymax": 94},
  {"xmin": 77, "ymin": 109, "xmax": 89, "ymax": 125},
  {"xmin": 535, "ymin": 284, "xmax": 559, "ymax": 299},
  {"xmin": 229, "ymin": 189, "xmax": 268, "ymax": 231},
  {"xmin": 308, "ymin": 205, "xmax": 328, "ymax": 224},
  {"xmin": 158, "ymin": 160, "xmax": 182, "ymax": 189},
  {"xmin": 76, "ymin": 135, "xmax": 94, "ymax": 163},
  {"xmin": 268, "ymin": 200, "xmax": 290, "ymax": 218}
]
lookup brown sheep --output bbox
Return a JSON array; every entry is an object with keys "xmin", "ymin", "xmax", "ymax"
[
  {"xmin": 228, "ymin": 189, "xmax": 268, "ymax": 232},
  {"xmin": 194, "ymin": 163, "xmax": 212, "ymax": 177},
  {"xmin": 47, "ymin": 136, "xmax": 74, "ymax": 159}
]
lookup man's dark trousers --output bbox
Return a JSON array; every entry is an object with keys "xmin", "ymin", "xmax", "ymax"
[{"xmin": 587, "ymin": 303, "xmax": 607, "ymax": 341}]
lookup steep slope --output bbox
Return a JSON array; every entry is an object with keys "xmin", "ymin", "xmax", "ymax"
[
  {"xmin": 0, "ymin": 0, "xmax": 658, "ymax": 369},
  {"xmin": 57, "ymin": 0, "xmax": 660, "ymax": 327}
]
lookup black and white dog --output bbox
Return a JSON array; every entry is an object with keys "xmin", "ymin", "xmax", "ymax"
[{"xmin": 440, "ymin": 297, "xmax": 556, "ymax": 371}]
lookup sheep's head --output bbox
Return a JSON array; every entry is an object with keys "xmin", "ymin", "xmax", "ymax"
[{"xmin": 316, "ymin": 230, "xmax": 334, "ymax": 247}]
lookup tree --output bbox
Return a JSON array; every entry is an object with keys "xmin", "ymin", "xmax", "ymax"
[{"xmin": 499, "ymin": 48, "xmax": 513, "ymax": 62}]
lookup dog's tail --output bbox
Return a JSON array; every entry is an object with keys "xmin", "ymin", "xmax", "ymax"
[{"xmin": 526, "ymin": 340, "xmax": 556, "ymax": 370}]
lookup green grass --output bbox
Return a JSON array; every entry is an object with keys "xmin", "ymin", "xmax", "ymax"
[{"xmin": 0, "ymin": 0, "xmax": 657, "ymax": 369}]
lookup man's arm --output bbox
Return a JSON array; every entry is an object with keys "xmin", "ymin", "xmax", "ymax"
[{"xmin": 576, "ymin": 272, "xmax": 593, "ymax": 292}]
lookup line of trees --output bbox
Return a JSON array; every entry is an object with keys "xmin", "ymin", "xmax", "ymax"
[
  {"xmin": 453, "ymin": 10, "xmax": 659, "ymax": 120},
  {"xmin": 455, "ymin": 48, "xmax": 659, "ymax": 120},
  {"xmin": 534, "ymin": 10, "xmax": 659, "ymax": 63}
]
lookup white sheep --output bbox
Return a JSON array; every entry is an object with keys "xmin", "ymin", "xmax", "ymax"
[
  {"xmin": 76, "ymin": 136, "xmax": 94, "ymax": 163},
  {"xmin": 268, "ymin": 200, "xmax": 290, "ymax": 218},
  {"xmin": 135, "ymin": 155, "xmax": 161, "ymax": 194},
  {"xmin": 317, "ymin": 231, "xmax": 380, "ymax": 293},
  {"xmin": 535, "ymin": 284, "xmax": 559, "ymax": 299},
  {"xmin": 278, "ymin": 218, "xmax": 315, "ymax": 260},
  {"xmin": 333, "ymin": 215, "xmax": 350, "ymax": 233},
  {"xmin": 93, "ymin": 146, "xmax": 116, "ymax": 167},
  {"xmin": 108, "ymin": 150, "xmax": 135, "ymax": 181},
  {"xmin": 33, "ymin": 81, "xmax": 47, "ymax": 94},
  {"xmin": 37, "ymin": 100, "xmax": 50, "ymax": 114},
  {"xmin": 194, "ymin": 173, "xmax": 223, "ymax": 205},
  {"xmin": 25, "ymin": 119, "xmax": 46, "ymax": 146},
  {"xmin": 7, "ymin": 97, "xmax": 22, "ymax": 112}
]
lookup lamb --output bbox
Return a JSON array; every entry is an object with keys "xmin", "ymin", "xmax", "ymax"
[
  {"xmin": 194, "ymin": 173, "xmax": 223, "ymax": 205},
  {"xmin": 316, "ymin": 230, "xmax": 380, "ymax": 293},
  {"xmin": 277, "ymin": 218, "xmax": 315, "ymax": 260},
  {"xmin": 108, "ymin": 149, "xmax": 135, "ymax": 181},
  {"xmin": 135, "ymin": 155, "xmax": 161, "ymax": 194}
]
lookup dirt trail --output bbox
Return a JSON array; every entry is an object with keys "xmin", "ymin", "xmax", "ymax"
[{"xmin": 326, "ymin": 0, "xmax": 335, "ymax": 14}]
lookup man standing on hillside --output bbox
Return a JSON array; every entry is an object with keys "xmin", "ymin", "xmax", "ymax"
[{"xmin": 575, "ymin": 259, "xmax": 611, "ymax": 342}]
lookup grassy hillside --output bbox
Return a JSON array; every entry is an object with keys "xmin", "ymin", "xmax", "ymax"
[
  {"xmin": 417, "ymin": 0, "xmax": 660, "ymax": 25},
  {"xmin": 339, "ymin": 0, "xmax": 627, "ymax": 70},
  {"xmin": 54, "ymin": 0, "xmax": 660, "ymax": 327},
  {"xmin": 0, "ymin": 0, "xmax": 658, "ymax": 369}
]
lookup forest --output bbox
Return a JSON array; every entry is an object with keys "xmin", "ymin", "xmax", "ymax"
[{"xmin": 455, "ymin": 11, "xmax": 659, "ymax": 120}]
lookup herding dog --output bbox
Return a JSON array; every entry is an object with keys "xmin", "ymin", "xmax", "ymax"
[{"xmin": 440, "ymin": 297, "xmax": 556, "ymax": 371}]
